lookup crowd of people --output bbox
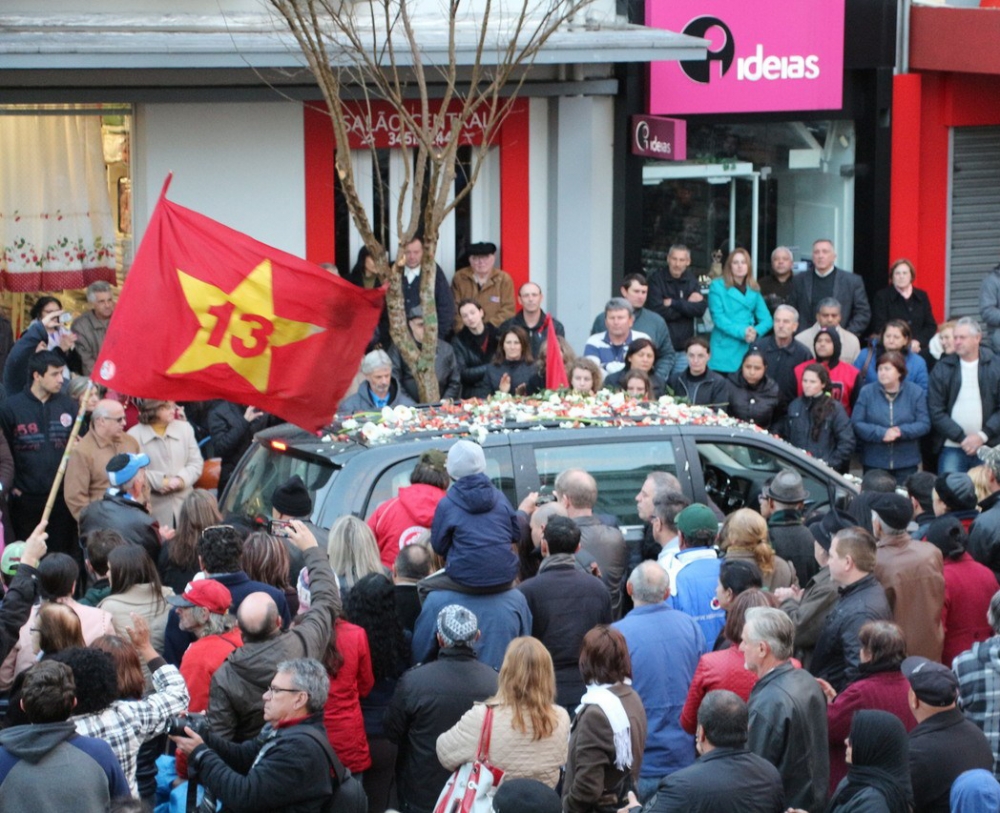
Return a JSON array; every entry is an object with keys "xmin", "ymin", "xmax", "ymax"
[{"xmin": 0, "ymin": 247, "xmax": 998, "ymax": 813}]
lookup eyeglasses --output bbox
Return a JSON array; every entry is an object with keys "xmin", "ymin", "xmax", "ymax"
[
  {"xmin": 265, "ymin": 684, "xmax": 303, "ymax": 696},
  {"xmin": 102, "ymin": 416, "xmax": 127, "ymax": 424}
]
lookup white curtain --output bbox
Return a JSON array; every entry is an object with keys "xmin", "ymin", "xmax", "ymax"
[{"xmin": 0, "ymin": 114, "xmax": 116, "ymax": 291}]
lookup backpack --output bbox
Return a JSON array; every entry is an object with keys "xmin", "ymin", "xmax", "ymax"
[{"xmin": 298, "ymin": 726, "xmax": 368, "ymax": 813}]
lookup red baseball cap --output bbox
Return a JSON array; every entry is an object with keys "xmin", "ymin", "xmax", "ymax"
[{"xmin": 166, "ymin": 579, "xmax": 232, "ymax": 615}]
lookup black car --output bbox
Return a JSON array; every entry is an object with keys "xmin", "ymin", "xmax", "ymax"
[{"xmin": 220, "ymin": 406, "xmax": 858, "ymax": 537}]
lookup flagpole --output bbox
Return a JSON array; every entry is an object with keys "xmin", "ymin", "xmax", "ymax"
[{"xmin": 41, "ymin": 379, "xmax": 95, "ymax": 524}]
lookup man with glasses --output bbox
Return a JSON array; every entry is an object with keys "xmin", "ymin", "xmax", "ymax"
[
  {"xmin": 65, "ymin": 399, "xmax": 139, "ymax": 520},
  {"xmin": 78, "ymin": 452, "xmax": 160, "ymax": 562},
  {"xmin": 172, "ymin": 658, "xmax": 342, "ymax": 813}
]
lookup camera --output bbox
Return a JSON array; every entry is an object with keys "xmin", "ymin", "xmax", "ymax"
[{"xmin": 167, "ymin": 712, "xmax": 206, "ymax": 737}]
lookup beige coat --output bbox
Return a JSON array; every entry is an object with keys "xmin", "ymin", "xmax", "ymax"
[
  {"xmin": 128, "ymin": 420, "xmax": 203, "ymax": 527},
  {"xmin": 99, "ymin": 583, "xmax": 175, "ymax": 656},
  {"xmin": 437, "ymin": 701, "xmax": 570, "ymax": 789},
  {"xmin": 64, "ymin": 430, "xmax": 140, "ymax": 519}
]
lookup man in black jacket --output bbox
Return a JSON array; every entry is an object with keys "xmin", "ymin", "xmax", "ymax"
[
  {"xmin": 500, "ymin": 282, "xmax": 564, "ymax": 359},
  {"xmin": 928, "ymin": 317, "xmax": 1000, "ymax": 474},
  {"xmin": 518, "ymin": 515, "xmax": 612, "ymax": 711},
  {"xmin": 78, "ymin": 453, "xmax": 160, "ymax": 562},
  {"xmin": 969, "ymin": 445, "xmax": 1000, "ymax": 574},
  {"xmin": 173, "ymin": 657, "xmax": 336, "ymax": 813},
  {"xmin": 810, "ymin": 527, "xmax": 892, "ymax": 693},
  {"xmin": 788, "ymin": 239, "xmax": 870, "ymax": 337},
  {"xmin": 903, "ymin": 655, "xmax": 995, "ymax": 813},
  {"xmin": 0, "ymin": 351, "xmax": 78, "ymax": 559},
  {"xmin": 384, "ymin": 605, "xmax": 498, "ymax": 813},
  {"xmin": 388, "ymin": 307, "xmax": 461, "ymax": 402},
  {"xmin": 647, "ymin": 245, "xmax": 707, "ymax": 376},
  {"xmin": 632, "ymin": 690, "xmax": 784, "ymax": 813},
  {"xmin": 208, "ymin": 401, "xmax": 277, "ymax": 496}
]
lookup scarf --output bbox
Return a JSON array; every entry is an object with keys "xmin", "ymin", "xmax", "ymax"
[
  {"xmin": 827, "ymin": 710, "xmax": 911, "ymax": 813},
  {"xmin": 576, "ymin": 682, "xmax": 633, "ymax": 771}
]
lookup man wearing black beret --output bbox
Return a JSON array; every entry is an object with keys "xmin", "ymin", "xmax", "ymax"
[{"xmin": 450, "ymin": 241, "xmax": 515, "ymax": 333}]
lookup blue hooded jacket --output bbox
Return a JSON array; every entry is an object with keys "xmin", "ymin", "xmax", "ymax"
[{"xmin": 431, "ymin": 473, "xmax": 519, "ymax": 587}]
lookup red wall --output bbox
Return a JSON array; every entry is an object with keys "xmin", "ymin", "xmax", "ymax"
[
  {"xmin": 890, "ymin": 72, "xmax": 1000, "ymax": 320},
  {"xmin": 302, "ymin": 98, "xmax": 530, "ymax": 292}
]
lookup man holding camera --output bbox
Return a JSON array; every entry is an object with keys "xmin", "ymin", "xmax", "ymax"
[{"xmin": 172, "ymin": 658, "xmax": 337, "ymax": 813}]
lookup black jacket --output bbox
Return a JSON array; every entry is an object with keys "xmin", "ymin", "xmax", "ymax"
[
  {"xmin": 908, "ymin": 708, "xmax": 994, "ymax": 813},
  {"xmin": 208, "ymin": 401, "xmax": 278, "ymax": 495},
  {"xmin": 969, "ymin": 490, "xmax": 1000, "ymax": 576},
  {"xmin": 647, "ymin": 269, "xmax": 707, "ymax": 350},
  {"xmin": 789, "ymin": 267, "xmax": 871, "ymax": 336},
  {"xmin": 767, "ymin": 510, "xmax": 820, "ymax": 587},
  {"xmin": 756, "ymin": 335, "xmax": 813, "ymax": 406},
  {"xmin": 78, "ymin": 491, "xmax": 161, "ymax": 562},
  {"xmin": 645, "ymin": 747, "xmax": 785, "ymax": 813},
  {"xmin": 928, "ymin": 346, "xmax": 1000, "ymax": 453},
  {"xmin": 451, "ymin": 326, "xmax": 499, "ymax": 398},
  {"xmin": 484, "ymin": 361, "xmax": 542, "ymax": 396},
  {"xmin": 0, "ymin": 563, "xmax": 39, "ymax": 664},
  {"xmin": 871, "ymin": 286, "xmax": 936, "ymax": 350},
  {"xmin": 0, "ymin": 387, "xmax": 77, "ymax": 495},
  {"xmin": 191, "ymin": 713, "xmax": 333, "ymax": 813},
  {"xmin": 667, "ymin": 369, "xmax": 729, "ymax": 408},
  {"xmin": 500, "ymin": 310, "xmax": 564, "ymax": 359},
  {"xmin": 809, "ymin": 573, "xmax": 892, "ymax": 693},
  {"xmin": 388, "ymin": 340, "xmax": 462, "ymax": 402},
  {"xmin": 777, "ymin": 395, "xmax": 854, "ymax": 472},
  {"xmin": 726, "ymin": 373, "xmax": 781, "ymax": 429},
  {"xmin": 517, "ymin": 555, "xmax": 612, "ymax": 709},
  {"xmin": 747, "ymin": 661, "xmax": 829, "ymax": 813},
  {"xmin": 384, "ymin": 646, "xmax": 498, "ymax": 813},
  {"xmin": 401, "ymin": 265, "xmax": 456, "ymax": 341}
]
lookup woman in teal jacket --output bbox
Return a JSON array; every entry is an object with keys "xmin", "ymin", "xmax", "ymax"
[{"xmin": 707, "ymin": 249, "xmax": 773, "ymax": 373}]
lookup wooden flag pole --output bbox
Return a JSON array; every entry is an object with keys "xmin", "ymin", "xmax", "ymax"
[{"xmin": 41, "ymin": 379, "xmax": 95, "ymax": 524}]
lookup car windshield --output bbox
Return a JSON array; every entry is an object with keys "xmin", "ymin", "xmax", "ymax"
[{"xmin": 220, "ymin": 443, "xmax": 337, "ymax": 527}]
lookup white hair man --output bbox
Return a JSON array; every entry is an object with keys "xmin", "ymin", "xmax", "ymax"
[
  {"xmin": 929, "ymin": 317, "xmax": 1000, "ymax": 474},
  {"xmin": 338, "ymin": 348, "xmax": 416, "ymax": 414},
  {"xmin": 756, "ymin": 304, "xmax": 812, "ymax": 405},
  {"xmin": 64, "ymin": 399, "xmax": 140, "ymax": 520},
  {"xmin": 72, "ymin": 280, "xmax": 116, "ymax": 375}
]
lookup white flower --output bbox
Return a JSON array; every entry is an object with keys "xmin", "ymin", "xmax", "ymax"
[
  {"xmin": 393, "ymin": 405, "xmax": 415, "ymax": 422},
  {"xmin": 341, "ymin": 419, "xmax": 358, "ymax": 431}
]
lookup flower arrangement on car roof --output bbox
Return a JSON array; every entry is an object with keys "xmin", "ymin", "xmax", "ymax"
[{"xmin": 329, "ymin": 391, "xmax": 766, "ymax": 445}]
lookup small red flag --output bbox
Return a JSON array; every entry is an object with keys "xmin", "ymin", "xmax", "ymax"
[
  {"xmin": 544, "ymin": 314, "xmax": 568, "ymax": 390},
  {"xmin": 93, "ymin": 177, "xmax": 385, "ymax": 432}
]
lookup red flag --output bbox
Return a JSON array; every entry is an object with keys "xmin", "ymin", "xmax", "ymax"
[
  {"xmin": 544, "ymin": 314, "xmax": 568, "ymax": 390},
  {"xmin": 93, "ymin": 177, "xmax": 385, "ymax": 432}
]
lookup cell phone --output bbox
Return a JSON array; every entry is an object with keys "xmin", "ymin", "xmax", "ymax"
[{"xmin": 268, "ymin": 518, "xmax": 294, "ymax": 536}]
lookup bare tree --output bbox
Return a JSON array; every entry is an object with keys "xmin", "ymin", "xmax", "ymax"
[{"xmin": 270, "ymin": 0, "xmax": 594, "ymax": 401}]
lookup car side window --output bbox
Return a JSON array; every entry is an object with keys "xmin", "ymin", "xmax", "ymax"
[
  {"xmin": 363, "ymin": 449, "xmax": 516, "ymax": 519},
  {"xmin": 696, "ymin": 440, "xmax": 828, "ymax": 514},
  {"xmin": 532, "ymin": 441, "xmax": 677, "ymax": 526}
]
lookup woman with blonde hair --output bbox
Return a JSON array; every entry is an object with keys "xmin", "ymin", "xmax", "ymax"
[
  {"xmin": 437, "ymin": 636, "xmax": 571, "ymax": 789},
  {"xmin": 157, "ymin": 489, "xmax": 221, "ymax": 594},
  {"xmin": 128, "ymin": 399, "xmax": 204, "ymax": 527},
  {"xmin": 719, "ymin": 508, "xmax": 797, "ymax": 592},
  {"xmin": 707, "ymin": 248, "xmax": 772, "ymax": 374},
  {"xmin": 327, "ymin": 515, "xmax": 387, "ymax": 601},
  {"xmin": 969, "ymin": 465, "xmax": 992, "ymax": 505}
]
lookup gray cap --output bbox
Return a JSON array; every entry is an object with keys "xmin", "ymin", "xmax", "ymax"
[
  {"xmin": 762, "ymin": 469, "xmax": 809, "ymax": 504},
  {"xmin": 446, "ymin": 440, "xmax": 486, "ymax": 479},
  {"xmin": 437, "ymin": 605, "xmax": 479, "ymax": 647}
]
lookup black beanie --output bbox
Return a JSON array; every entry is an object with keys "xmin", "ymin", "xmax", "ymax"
[{"xmin": 272, "ymin": 475, "xmax": 312, "ymax": 517}]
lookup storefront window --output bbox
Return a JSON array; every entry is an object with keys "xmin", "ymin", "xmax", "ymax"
[{"xmin": 641, "ymin": 119, "xmax": 855, "ymax": 280}]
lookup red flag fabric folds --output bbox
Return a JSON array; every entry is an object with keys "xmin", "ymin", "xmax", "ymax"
[
  {"xmin": 544, "ymin": 314, "xmax": 568, "ymax": 390},
  {"xmin": 94, "ymin": 180, "xmax": 385, "ymax": 432}
]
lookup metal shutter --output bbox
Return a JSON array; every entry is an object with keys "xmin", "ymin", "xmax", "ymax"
[{"xmin": 949, "ymin": 126, "xmax": 1000, "ymax": 319}]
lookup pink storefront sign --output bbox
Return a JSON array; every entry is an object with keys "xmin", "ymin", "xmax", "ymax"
[
  {"xmin": 647, "ymin": 0, "xmax": 845, "ymax": 115},
  {"xmin": 631, "ymin": 116, "xmax": 687, "ymax": 160}
]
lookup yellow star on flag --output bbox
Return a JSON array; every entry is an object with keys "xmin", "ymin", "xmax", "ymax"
[{"xmin": 167, "ymin": 259, "xmax": 324, "ymax": 393}]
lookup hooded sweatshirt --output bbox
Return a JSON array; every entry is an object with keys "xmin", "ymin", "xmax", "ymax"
[
  {"xmin": 794, "ymin": 327, "xmax": 860, "ymax": 415},
  {"xmin": 0, "ymin": 720, "xmax": 129, "ymax": 813},
  {"xmin": 431, "ymin": 472, "xmax": 520, "ymax": 587},
  {"xmin": 368, "ymin": 483, "xmax": 447, "ymax": 567}
]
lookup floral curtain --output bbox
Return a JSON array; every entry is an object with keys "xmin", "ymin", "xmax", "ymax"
[{"xmin": 0, "ymin": 114, "xmax": 116, "ymax": 291}]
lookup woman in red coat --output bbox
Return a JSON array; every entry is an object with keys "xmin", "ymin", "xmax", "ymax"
[
  {"xmin": 925, "ymin": 516, "xmax": 999, "ymax": 666},
  {"xmin": 323, "ymin": 616, "xmax": 375, "ymax": 775},
  {"xmin": 817, "ymin": 620, "xmax": 915, "ymax": 794},
  {"xmin": 367, "ymin": 451, "xmax": 449, "ymax": 568},
  {"xmin": 680, "ymin": 589, "xmax": 772, "ymax": 734}
]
